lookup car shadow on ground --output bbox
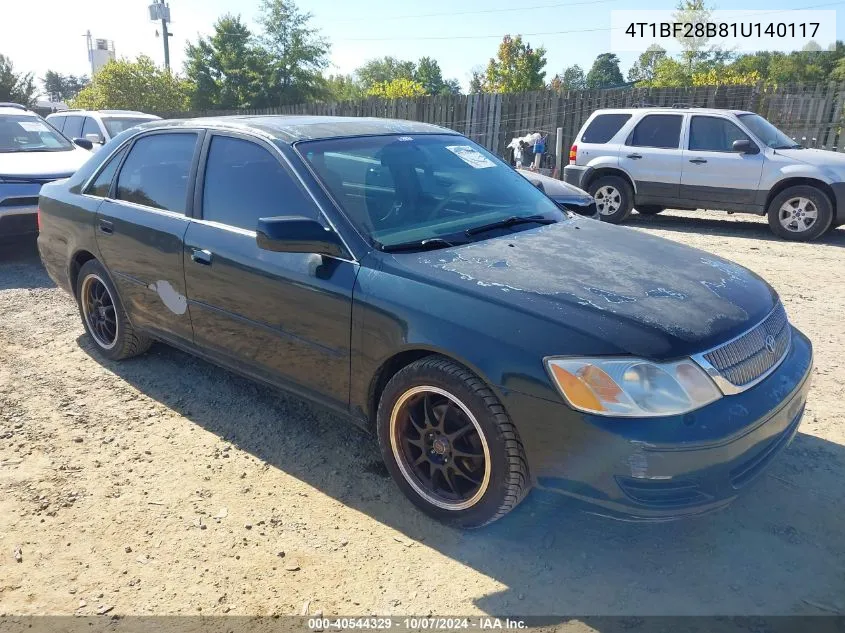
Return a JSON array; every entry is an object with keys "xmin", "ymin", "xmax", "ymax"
[
  {"xmin": 627, "ymin": 211, "xmax": 845, "ymax": 246},
  {"xmin": 0, "ymin": 236, "xmax": 55, "ymax": 290},
  {"xmin": 79, "ymin": 338, "xmax": 845, "ymax": 618}
]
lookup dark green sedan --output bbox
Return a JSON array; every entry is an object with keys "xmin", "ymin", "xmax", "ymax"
[{"xmin": 37, "ymin": 116, "xmax": 812, "ymax": 527}]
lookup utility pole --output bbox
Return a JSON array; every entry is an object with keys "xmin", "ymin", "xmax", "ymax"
[{"xmin": 149, "ymin": 1, "xmax": 173, "ymax": 71}]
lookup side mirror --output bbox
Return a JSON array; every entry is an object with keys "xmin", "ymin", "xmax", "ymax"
[
  {"xmin": 85, "ymin": 133, "xmax": 104, "ymax": 144},
  {"xmin": 72, "ymin": 137, "xmax": 94, "ymax": 150},
  {"xmin": 256, "ymin": 216, "xmax": 345, "ymax": 258},
  {"xmin": 732, "ymin": 139, "xmax": 759, "ymax": 155}
]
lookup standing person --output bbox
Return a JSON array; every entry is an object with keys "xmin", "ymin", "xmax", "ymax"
[{"xmin": 520, "ymin": 140, "xmax": 534, "ymax": 168}]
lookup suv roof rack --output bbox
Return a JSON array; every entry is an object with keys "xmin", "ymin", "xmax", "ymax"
[{"xmin": 0, "ymin": 102, "xmax": 28, "ymax": 111}]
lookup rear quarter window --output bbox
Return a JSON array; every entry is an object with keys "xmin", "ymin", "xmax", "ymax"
[{"xmin": 580, "ymin": 114, "xmax": 632, "ymax": 144}]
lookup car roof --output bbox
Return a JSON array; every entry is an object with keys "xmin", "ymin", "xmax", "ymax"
[
  {"xmin": 590, "ymin": 107, "xmax": 753, "ymax": 116},
  {"xmin": 48, "ymin": 109, "xmax": 158, "ymax": 117},
  {"xmin": 137, "ymin": 115, "xmax": 458, "ymax": 143},
  {"xmin": 0, "ymin": 105, "xmax": 36, "ymax": 116}
]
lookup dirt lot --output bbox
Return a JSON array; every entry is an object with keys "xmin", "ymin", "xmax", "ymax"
[{"xmin": 1, "ymin": 211, "xmax": 844, "ymax": 619}]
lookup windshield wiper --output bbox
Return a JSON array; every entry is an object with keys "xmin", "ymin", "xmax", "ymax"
[
  {"xmin": 465, "ymin": 214, "xmax": 556, "ymax": 236},
  {"xmin": 380, "ymin": 237, "xmax": 458, "ymax": 253}
]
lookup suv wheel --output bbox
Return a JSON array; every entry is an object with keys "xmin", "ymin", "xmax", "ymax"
[
  {"xmin": 376, "ymin": 356, "xmax": 530, "ymax": 528},
  {"xmin": 636, "ymin": 205, "xmax": 664, "ymax": 215},
  {"xmin": 76, "ymin": 259, "xmax": 152, "ymax": 360},
  {"xmin": 589, "ymin": 175, "xmax": 633, "ymax": 224},
  {"xmin": 767, "ymin": 186, "xmax": 833, "ymax": 241}
]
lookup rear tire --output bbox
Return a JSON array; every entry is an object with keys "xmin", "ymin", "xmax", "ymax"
[
  {"xmin": 589, "ymin": 175, "xmax": 633, "ymax": 224},
  {"xmin": 76, "ymin": 259, "xmax": 152, "ymax": 361},
  {"xmin": 636, "ymin": 205, "xmax": 664, "ymax": 215},
  {"xmin": 767, "ymin": 185, "xmax": 833, "ymax": 241},
  {"xmin": 376, "ymin": 356, "xmax": 530, "ymax": 528}
]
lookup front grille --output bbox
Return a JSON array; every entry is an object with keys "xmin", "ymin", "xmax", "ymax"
[{"xmin": 702, "ymin": 303, "xmax": 790, "ymax": 389}]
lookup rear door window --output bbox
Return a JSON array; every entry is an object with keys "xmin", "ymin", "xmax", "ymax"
[
  {"xmin": 116, "ymin": 133, "xmax": 198, "ymax": 213},
  {"xmin": 63, "ymin": 116, "xmax": 84, "ymax": 139},
  {"xmin": 581, "ymin": 114, "xmax": 632, "ymax": 144},
  {"xmin": 48, "ymin": 116, "xmax": 66, "ymax": 132},
  {"xmin": 82, "ymin": 117, "xmax": 102, "ymax": 140},
  {"xmin": 628, "ymin": 114, "xmax": 683, "ymax": 149}
]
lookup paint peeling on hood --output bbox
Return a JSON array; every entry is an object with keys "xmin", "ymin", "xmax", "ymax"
[{"xmin": 389, "ymin": 219, "xmax": 778, "ymax": 355}]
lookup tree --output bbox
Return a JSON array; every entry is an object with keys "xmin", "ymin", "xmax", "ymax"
[
  {"xmin": 585, "ymin": 53, "xmax": 624, "ymax": 88},
  {"xmin": 627, "ymin": 46, "xmax": 667, "ymax": 84},
  {"xmin": 412, "ymin": 57, "xmax": 460, "ymax": 95},
  {"xmin": 41, "ymin": 71, "xmax": 89, "ymax": 102},
  {"xmin": 258, "ymin": 0, "xmax": 330, "ymax": 106},
  {"xmin": 356, "ymin": 57, "xmax": 416, "ymax": 90},
  {"xmin": 468, "ymin": 68, "xmax": 484, "ymax": 94},
  {"xmin": 69, "ymin": 56, "xmax": 190, "ymax": 112},
  {"xmin": 646, "ymin": 57, "xmax": 691, "ymax": 87},
  {"xmin": 0, "ymin": 54, "xmax": 36, "ymax": 106},
  {"xmin": 322, "ymin": 74, "xmax": 364, "ymax": 101},
  {"xmin": 367, "ymin": 78, "xmax": 427, "ymax": 99},
  {"xmin": 549, "ymin": 64, "xmax": 586, "ymax": 91},
  {"xmin": 481, "ymin": 35, "xmax": 546, "ymax": 93}
]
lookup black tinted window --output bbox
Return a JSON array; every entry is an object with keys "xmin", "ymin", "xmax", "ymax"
[
  {"xmin": 116, "ymin": 133, "xmax": 197, "ymax": 213},
  {"xmin": 48, "ymin": 116, "xmax": 66, "ymax": 132},
  {"xmin": 581, "ymin": 114, "xmax": 631, "ymax": 143},
  {"xmin": 86, "ymin": 147, "xmax": 127, "ymax": 197},
  {"xmin": 202, "ymin": 136, "xmax": 314, "ymax": 230},
  {"xmin": 63, "ymin": 116, "xmax": 83, "ymax": 138},
  {"xmin": 629, "ymin": 114, "xmax": 682, "ymax": 148},
  {"xmin": 82, "ymin": 117, "xmax": 101, "ymax": 139},
  {"xmin": 689, "ymin": 116, "xmax": 752, "ymax": 152}
]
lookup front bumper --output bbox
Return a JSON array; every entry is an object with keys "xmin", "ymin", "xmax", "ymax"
[
  {"xmin": 563, "ymin": 165, "xmax": 588, "ymax": 190},
  {"xmin": 504, "ymin": 326, "xmax": 813, "ymax": 520},
  {"xmin": 0, "ymin": 207, "xmax": 38, "ymax": 239}
]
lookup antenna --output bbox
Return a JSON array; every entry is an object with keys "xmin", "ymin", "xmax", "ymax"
[{"xmin": 149, "ymin": 0, "xmax": 173, "ymax": 71}]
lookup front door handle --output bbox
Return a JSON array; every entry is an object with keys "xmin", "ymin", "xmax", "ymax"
[
  {"xmin": 689, "ymin": 158, "xmax": 708, "ymax": 164},
  {"xmin": 191, "ymin": 248, "xmax": 213, "ymax": 266},
  {"xmin": 626, "ymin": 153, "xmax": 643, "ymax": 159},
  {"xmin": 98, "ymin": 219, "xmax": 114, "ymax": 235}
]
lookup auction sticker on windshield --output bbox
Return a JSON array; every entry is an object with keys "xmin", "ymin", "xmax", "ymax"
[
  {"xmin": 446, "ymin": 145, "xmax": 496, "ymax": 169},
  {"xmin": 19, "ymin": 121, "xmax": 51, "ymax": 133}
]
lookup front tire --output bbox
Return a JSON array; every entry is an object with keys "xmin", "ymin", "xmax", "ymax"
[
  {"xmin": 767, "ymin": 186, "xmax": 833, "ymax": 241},
  {"xmin": 76, "ymin": 259, "xmax": 151, "ymax": 361},
  {"xmin": 376, "ymin": 356, "xmax": 530, "ymax": 528},
  {"xmin": 589, "ymin": 175, "xmax": 633, "ymax": 224},
  {"xmin": 636, "ymin": 205, "xmax": 664, "ymax": 215}
]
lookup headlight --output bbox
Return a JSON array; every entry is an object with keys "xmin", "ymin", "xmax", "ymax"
[{"xmin": 544, "ymin": 357, "xmax": 722, "ymax": 417}]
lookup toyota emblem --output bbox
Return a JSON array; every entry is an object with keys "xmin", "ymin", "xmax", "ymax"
[{"xmin": 764, "ymin": 335, "xmax": 777, "ymax": 354}]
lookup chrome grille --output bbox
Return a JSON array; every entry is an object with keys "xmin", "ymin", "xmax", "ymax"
[{"xmin": 700, "ymin": 303, "xmax": 790, "ymax": 391}]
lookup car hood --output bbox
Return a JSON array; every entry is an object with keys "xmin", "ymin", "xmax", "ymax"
[
  {"xmin": 518, "ymin": 169, "xmax": 591, "ymax": 201},
  {"xmin": 0, "ymin": 147, "xmax": 90, "ymax": 178},
  {"xmin": 388, "ymin": 218, "xmax": 779, "ymax": 359},
  {"xmin": 774, "ymin": 147, "xmax": 845, "ymax": 168}
]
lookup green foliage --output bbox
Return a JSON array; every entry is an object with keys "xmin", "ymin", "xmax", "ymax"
[
  {"xmin": 184, "ymin": 14, "xmax": 270, "ymax": 109},
  {"xmin": 69, "ymin": 56, "xmax": 190, "ymax": 111},
  {"xmin": 366, "ymin": 78, "xmax": 427, "ymax": 99},
  {"xmin": 549, "ymin": 65, "xmax": 586, "ymax": 91},
  {"xmin": 691, "ymin": 68, "xmax": 762, "ymax": 86},
  {"xmin": 41, "ymin": 71, "xmax": 89, "ymax": 102},
  {"xmin": 627, "ymin": 46, "xmax": 667, "ymax": 84},
  {"xmin": 0, "ymin": 54, "xmax": 36, "ymax": 106},
  {"xmin": 258, "ymin": 0, "xmax": 330, "ymax": 105},
  {"xmin": 322, "ymin": 74, "xmax": 365, "ymax": 101},
  {"xmin": 415, "ymin": 57, "xmax": 460, "ymax": 95},
  {"xmin": 355, "ymin": 56, "xmax": 416, "ymax": 91},
  {"xmin": 481, "ymin": 35, "xmax": 546, "ymax": 93},
  {"xmin": 586, "ymin": 53, "xmax": 624, "ymax": 88}
]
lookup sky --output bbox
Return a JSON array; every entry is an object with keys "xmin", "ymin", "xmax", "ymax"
[{"xmin": 3, "ymin": 0, "xmax": 845, "ymax": 96}]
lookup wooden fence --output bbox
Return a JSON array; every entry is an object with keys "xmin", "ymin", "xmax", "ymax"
[{"xmin": 163, "ymin": 82, "xmax": 845, "ymax": 164}]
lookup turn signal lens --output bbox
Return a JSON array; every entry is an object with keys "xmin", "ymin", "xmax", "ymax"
[
  {"xmin": 545, "ymin": 357, "xmax": 722, "ymax": 417},
  {"xmin": 568, "ymin": 144, "xmax": 577, "ymax": 164}
]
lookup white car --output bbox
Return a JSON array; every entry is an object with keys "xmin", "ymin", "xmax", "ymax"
[
  {"xmin": 46, "ymin": 109, "xmax": 160, "ymax": 149},
  {"xmin": 0, "ymin": 103, "xmax": 92, "ymax": 240}
]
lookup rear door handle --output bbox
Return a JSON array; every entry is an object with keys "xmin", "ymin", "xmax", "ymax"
[
  {"xmin": 626, "ymin": 153, "xmax": 643, "ymax": 159},
  {"xmin": 689, "ymin": 158, "xmax": 708, "ymax": 164},
  {"xmin": 98, "ymin": 219, "xmax": 113, "ymax": 235},
  {"xmin": 191, "ymin": 248, "xmax": 213, "ymax": 266}
]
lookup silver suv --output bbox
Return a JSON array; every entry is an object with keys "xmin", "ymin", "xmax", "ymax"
[
  {"xmin": 563, "ymin": 107, "xmax": 845, "ymax": 241},
  {"xmin": 46, "ymin": 109, "xmax": 159, "ymax": 149}
]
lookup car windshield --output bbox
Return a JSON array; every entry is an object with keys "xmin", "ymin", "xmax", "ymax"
[
  {"xmin": 298, "ymin": 134, "xmax": 564, "ymax": 249},
  {"xmin": 102, "ymin": 117, "xmax": 156, "ymax": 137},
  {"xmin": 737, "ymin": 113, "xmax": 800, "ymax": 149},
  {"xmin": 0, "ymin": 114, "xmax": 74, "ymax": 152}
]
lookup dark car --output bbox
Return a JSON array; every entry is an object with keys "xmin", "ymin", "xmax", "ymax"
[
  {"xmin": 517, "ymin": 168, "xmax": 599, "ymax": 219},
  {"xmin": 37, "ymin": 116, "xmax": 813, "ymax": 528}
]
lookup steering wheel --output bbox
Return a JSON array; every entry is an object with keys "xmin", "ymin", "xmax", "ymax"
[{"xmin": 426, "ymin": 184, "xmax": 476, "ymax": 220}]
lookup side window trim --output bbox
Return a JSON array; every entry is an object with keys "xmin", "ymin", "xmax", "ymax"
[
  {"xmin": 688, "ymin": 115, "xmax": 757, "ymax": 153},
  {"xmin": 112, "ymin": 128, "xmax": 205, "ymax": 216}
]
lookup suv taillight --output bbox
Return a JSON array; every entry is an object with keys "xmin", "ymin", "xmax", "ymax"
[
  {"xmin": 37, "ymin": 207, "xmax": 41, "ymax": 231},
  {"xmin": 569, "ymin": 144, "xmax": 577, "ymax": 164}
]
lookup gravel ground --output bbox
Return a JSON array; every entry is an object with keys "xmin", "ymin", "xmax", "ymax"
[{"xmin": 1, "ymin": 211, "xmax": 844, "ymax": 619}]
